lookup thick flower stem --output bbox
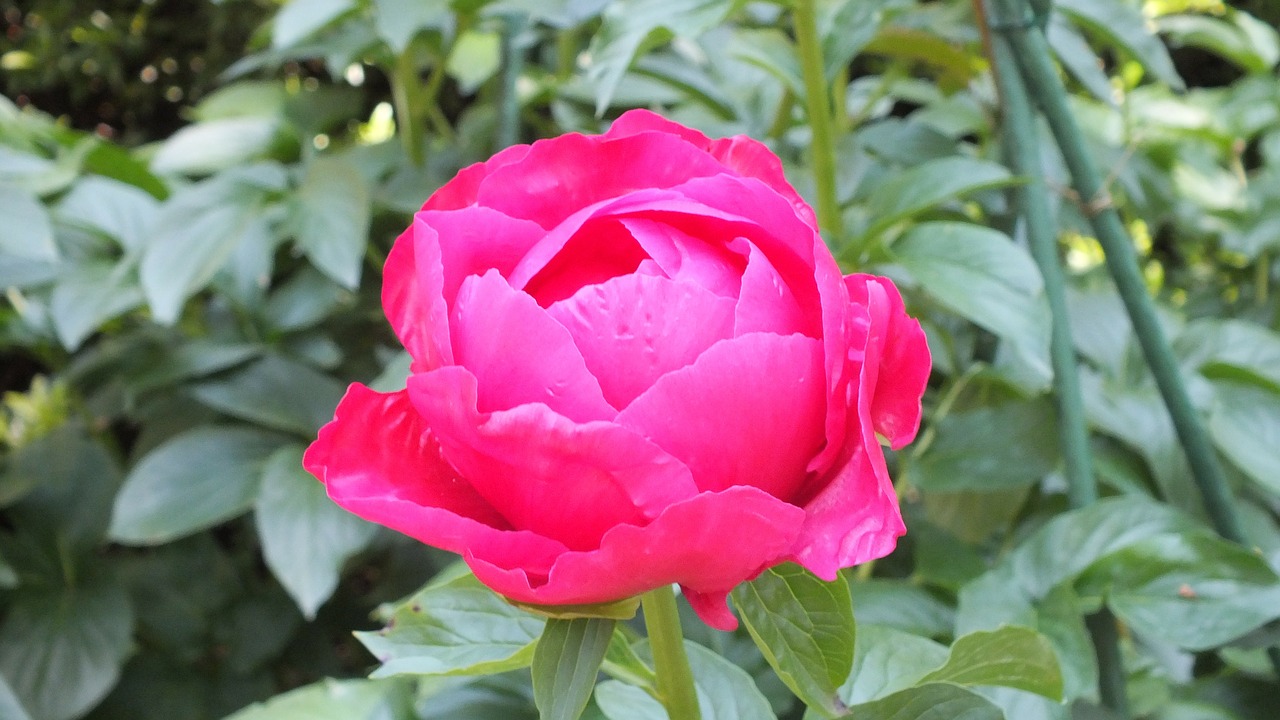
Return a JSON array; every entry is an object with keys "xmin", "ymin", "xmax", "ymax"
[
  {"xmin": 792, "ymin": 0, "xmax": 841, "ymax": 245},
  {"xmin": 391, "ymin": 49, "xmax": 426, "ymax": 167},
  {"xmin": 641, "ymin": 585, "xmax": 701, "ymax": 720}
]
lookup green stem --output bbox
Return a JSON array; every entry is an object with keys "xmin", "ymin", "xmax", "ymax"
[
  {"xmin": 1085, "ymin": 608, "xmax": 1131, "ymax": 716},
  {"xmin": 991, "ymin": 0, "xmax": 1246, "ymax": 544},
  {"xmin": 793, "ymin": 0, "xmax": 841, "ymax": 244},
  {"xmin": 641, "ymin": 586, "xmax": 700, "ymax": 720},
  {"xmin": 390, "ymin": 49, "xmax": 425, "ymax": 166}
]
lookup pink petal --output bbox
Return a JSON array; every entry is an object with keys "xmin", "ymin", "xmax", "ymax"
[
  {"xmin": 464, "ymin": 485, "xmax": 806, "ymax": 631},
  {"xmin": 450, "ymin": 269, "xmax": 615, "ymax": 421},
  {"xmin": 423, "ymin": 143, "xmax": 533, "ymax": 211},
  {"xmin": 708, "ymin": 135, "xmax": 819, "ymax": 231},
  {"xmin": 303, "ymin": 384, "xmax": 565, "ymax": 575},
  {"xmin": 547, "ymin": 273, "xmax": 736, "ymax": 409},
  {"xmin": 522, "ymin": 219, "xmax": 649, "ymax": 306},
  {"xmin": 414, "ymin": 208, "xmax": 548, "ymax": 308},
  {"xmin": 408, "ymin": 366, "xmax": 699, "ymax": 551},
  {"xmin": 618, "ymin": 217, "xmax": 747, "ymax": 299},
  {"xmin": 618, "ymin": 332, "xmax": 826, "ymax": 499},
  {"xmin": 788, "ymin": 420, "xmax": 905, "ymax": 581},
  {"xmin": 472, "ymin": 132, "xmax": 731, "ymax": 229},
  {"xmin": 382, "ymin": 223, "xmax": 452, "ymax": 371},
  {"xmin": 606, "ymin": 108, "xmax": 712, "ymax": 146},
  {"xmin": 846, "ymin": 274, "xmax": 931, "ymax": 449},
  {"xmin": 735, "ymin": 245, "xmax": 809, "ymax": 337}
]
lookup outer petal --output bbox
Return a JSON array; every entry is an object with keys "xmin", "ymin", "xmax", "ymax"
[
  {"xmin": 547, "ymin": 273, "xmax": 736, "ymax": 409},
  {"xmin": 472, "ymin": 132, "xmax": 731, "ymax": 229},
  {"xmin": 415, "ymin": 208, "xmax": 548, "ymax": 308},
  {"xmin": 383, "ymin": 223, "xmax": 452, "ymax": 371},
  {"xmin": 451, "ymin": 269, "xmax": 615, "ymax": 421},
  {"xmin": 408, "ymin": 366, "xmax": 699, "ymax": 551},
  {"xmin": 846, "ymin": 274, "xmax": 931, "ymax": 449},
  {"xmin": 303, "ymin": 384, "xmax": 566, "ymax": 576},
  {"xmin": 464, "ymin": 485, "xmax": 806, "ymax": 631},
  {"xmin": 788, "ymin": 426, "xmax": 905, "ymax": 581},
  {"xmin": 423, "ymin": 143, "xmax": 533, "ymax": 211},
  {"xmin": 618, "ymin": 332, "xmax": 825, "ymax": 499},
  {"xmin": 606, "ymin": 110, "xmax": 818, "ymax": 231}
]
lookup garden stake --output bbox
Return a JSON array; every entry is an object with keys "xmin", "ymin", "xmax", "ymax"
[
  {"xmin": 977, "ymin": 2, "xmax": 1131, "ymax": 713},
  {"xmin": 989, "ymin": 0, "xmax": 1280, "ymax": 683},
  {"xmin": 498, "ymin": 11, "xmax": 528, "ymax": 150}
]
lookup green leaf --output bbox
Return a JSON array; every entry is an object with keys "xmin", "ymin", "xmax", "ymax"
[
  {"xmin": 150, "ymin": 117, "xmax": 283, "ymax": 176},
  {"xmin": 1177, "ymin": 319, "xmax": 1280, "ymax": 393},
  {"xmin": 843, "ymin": 682, "xmax": 1005, "ymax": 720},
  {"xmin": 597, "ymin": 639, "xmax": 776, "ymax": 720},
  {"xmin": 920, "ymin": 627, "xmax": 1063, "ymax": 700},
  {"xmin": 273, "ymin": 0, "xmax": 358, "ymax": 49},
  {"xmin": 533, "ymin": 618, "xmax": 615, "ymax": 720},
  {"xmin": 850, "ymin": 580, "xmax": 955, "ymax": 638},
  {"xmin": 109, "ymin": 426, "xmax": 284, "ymax": 544},
  {"xmin": 1079, "ymin": 532, "xmax": 1280, "ymax": 650},
  {"xmin": 1046, "ymin": 13, "xmax": 1114, "ymax": 104},
  {"xmin": 1007, "ymin": 496, "xmax": 1194, "ymax": 598},
  {"xmin": 821, "ymin": 0, "xmax": 896, "ymax": 79},
  {"xmin": 863, "ymin": 158, "xmax": 1015, "ymax": 238},
  {"xmin": 1157, "ymin": 10, "xmax": 1280, "ymax": 75},
  {"xmin": 911, "ymin": 399, "xmax": 1060, "ymax": 492},
  {"xmin": 371, "ymin": 0, "xmax": 450, "ymax": 54},
  {"xmin": 141, "ymin": 178, "xmax": 273, "ymax": 324},
  {"xmin": 1054, "ymin": 0, "xmax": 1184, "ymax": 90},
  {"xmin": 0, "ymin": 184, "xmax": 57, "ymax": 262},
  {"xmin": 732, "ymin": 564, "xmax": 855, "ymax": 718},
  {"xmin": 1209, "ymin": 380, "xmax": 1280, "ymax": 496},
  {"xmin": 254, "ymin": 446, "xmax": 376, "ymax": 619},
  {"xmin": 0, "ymin": 579, "xmax": 133, "ymax": 720},
  {"xmin": 841, "ymin": 625, "xmax": 949, "ymax": 705},
  {"xmin": 447, "ymin": 30, "xmax": 503, "ymax": 94},
  {"xmin": 285, "ymin": 155, "xmax": 371, "ymax": 289},
  {"xmin": 601, "ymin": 626, "xmax": 657, "ymax": 690},
  {"xmin": 224, "ymin": 678, "xmax": 413, "ymax": 720},
  {"xmin": 593, "ymin": 681, "xmax": 666, "ymax": 720},
  {"xmin": 191, "ymin": 354, "xmax": 345, "ymax": 436},
  {"xmin": 356, "ymin": 573, "xmax": 546, "ymax": 677},
  {"xmin": 586, "ymin": 0, "xmax": 740, "ymax": 114},
  {"xmin": 50, "ymin": 261, "xmax": 146, "ymax": 351},
  {"xmin": 55, "ymin": 175, "xmax": 159, "ymax": 251},
  {"xmin": 0, "ymin": 675, "xmax": 32, "ymax": 720},
  {"xmin": 892, "ymin": 222, "xmax": 1051, "ymax": 380}
]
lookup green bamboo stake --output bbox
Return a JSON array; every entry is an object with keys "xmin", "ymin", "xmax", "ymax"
[
  {"xmin": 978, "ymin": 3, "xmax": 1127, "ymax": 712},
  {"xmin": 989, "ymin": 0, "xmax": 1246, "ymax": 543},
  {"xmin": 497, "ymin": 12, "xmax": 527, "ymax": 150},
  {"xmin": 991, "ymin": 0, "xmax": 1280, "ymax": 684}
]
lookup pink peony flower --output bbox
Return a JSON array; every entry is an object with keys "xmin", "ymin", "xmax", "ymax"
[{"xmin": 304, "ymin": 110, "xmax": 930, "ymax": 630}]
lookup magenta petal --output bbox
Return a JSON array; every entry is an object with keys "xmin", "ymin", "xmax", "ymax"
[
  {"xmin": 847, "ymin": 274, "xmax": 931, "ymax": 449},
  {"xmin": 547, "ymin": 273, "xmax": 736, "ymax": 408},
  {"xmin": 464, "ymin": 485, "xmax": 805, "ymax": 628},
  {"xmin": 414, "ymin": 208, "xmax": 548, "ymax": 308},
  {"xmin": 303, "ymin": 384, "xmax": 565, "ymax": 575},
  {"xmin": 707, "ymin": 135, "xmax": 819, "ymax": 231},
  {"xmin": 423, "ymin": 143, "xmax": 533, "ymax": 211},
  {"xmin": 619, "ymin": 217, "xmax": 746, "ymax": 299},
  {"xmin": 735, "ymin": 245, "xmax": 808, "ymax": 337},
  {"xmin": 451, "ymin": 270, "xmax": 615, "ymax": 421},
  {"xmin": 788, "ymin": 426, "xmax": 905, "ymax": 581},
  {"xmin": 618, "ymin": 332, "xmax": 825, "ymax": 499},
  {"xmin": 683, "ymin": 589, "xmax": 740, "ymax": 632},
  {"xmin": 382, "ymin": 223, "xmax": 452, "ymax": 371},
  {"xmin": 473, "ymin": 132, "xmax": 731, "ymax": 229},
  {"xmin": 408, "ymin": 366, "xmax": 699, "ymax": 550}
]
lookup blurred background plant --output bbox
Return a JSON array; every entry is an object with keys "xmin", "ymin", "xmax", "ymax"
[{"xmin": 2, "ymin": 1, "xmax": 1280, "ymax": 719}]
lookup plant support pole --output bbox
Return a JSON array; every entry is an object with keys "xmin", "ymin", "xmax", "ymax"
[
  {"xmin": 991, "ymin": 0, "xmax": 1280, "ymax": 684},
  {"xmin": 793, "ymin": 0, "xmax": 841, "ymax": 244},
  {"xmin": 990, "ymin": 0, "xmax": 1245, "ymax": 544},
  {"xmin": 978, "ymin": 1, "xmax": 1126, "ymax": 712}
]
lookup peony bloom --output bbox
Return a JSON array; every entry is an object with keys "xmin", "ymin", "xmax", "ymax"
[{"xmin": 304, "ymin": 110, "xmax": 930, "ymax": 630}]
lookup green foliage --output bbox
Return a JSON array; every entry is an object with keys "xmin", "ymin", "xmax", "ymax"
[{"xmin": 3, "ymin": 0, "xmax": 1280, "ymax": 718}]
